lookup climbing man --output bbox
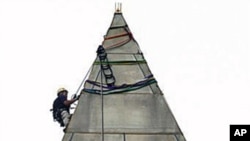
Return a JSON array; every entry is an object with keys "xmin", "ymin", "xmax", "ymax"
[{"xmin": 52, "ymin": 88, "xmax": 79, "ymax": 129}]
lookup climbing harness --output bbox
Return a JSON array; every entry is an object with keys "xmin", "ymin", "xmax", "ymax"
[{"xmin": 52, "ymin": 108, "xmax": 65, "ymax": 127}]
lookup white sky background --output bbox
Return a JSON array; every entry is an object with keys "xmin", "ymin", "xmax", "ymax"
[{"xmin": 0, "ymin": 0, "xmax": 249, "ymax": 140}]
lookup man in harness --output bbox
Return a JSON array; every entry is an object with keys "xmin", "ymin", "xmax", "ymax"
[{"xmin": 52, "ymin": 88, "xmax": 79, "ymax": 129}]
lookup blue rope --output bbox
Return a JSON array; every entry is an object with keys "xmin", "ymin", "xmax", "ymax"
[{"xmin": 82, "ymin": 76, "xmax": 157, "ymax": 95}]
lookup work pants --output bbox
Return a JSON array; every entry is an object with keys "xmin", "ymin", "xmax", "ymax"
[{"xmin": 61, "ymin": 110, "xmax": 70, "ymax": 126}]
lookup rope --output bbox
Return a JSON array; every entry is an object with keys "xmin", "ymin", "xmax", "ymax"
[
  {"xmin": 94, "ymin": 60, "xmax": 147, "ymax": 65},
  {"xmin": 174, "ymin": 135, "xmax": 180, "ymax": 141},
  {"xmin": 97, "ymin": 45, "xmax": 105, "ymax": 141},
  {"xmin": 104, "ymin": 32, "xmax": 132, "ymax": 40},
  {"xmin": 109, "ymin": 25, "xmax": 128, "ymax": 29},
  {"xmin": 83, "ymin": 79, "xmax": 156, "ymax": 95},
  {"xmin": 100, "ymin": 63, "xmax": 104, "ymax": 141},
  {"xmin": 102, "ymin": 28, "xmax": 133, "ymax": 49},
  {"xmin": 104, "ymin": 37, "xmax": 131, "ymax": 49},
  {"xmin": 75, "ymin": 65, "xmax": 93, "ymax": 95},
  {"xmin": 83, "ymin": 75, "xmax": 157, "ymax": 95},
  {"xmin": 71, "ymin": 63, "xmax": 93, "ymax": 100},
  {"xmin": 133, "ymin": 54, "xmax": 155, "ymax": 91},
  {"xmin": 69, "ymin": 133, "xmax": 74, "ymax": 141},
  {"xmin": 86, "ymin": 74, "xmax": 153, "ymax": 89}
]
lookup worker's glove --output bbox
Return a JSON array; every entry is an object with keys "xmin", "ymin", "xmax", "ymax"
[
  {"xmin": 72, "ymin": 94, "xmax": 77, "ymax": 99},
  {"xmin": 76, "ymin": 95, "xmax": 80, "ymax": 100},
  {"xmin": 72, "ymin": 94, "xmax": 80, "ymax": 100}
]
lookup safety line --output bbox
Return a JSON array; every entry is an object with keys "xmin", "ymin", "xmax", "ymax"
[
  {"xmin": 83, "ymin": 79, "xmax": 157, "ymax": 95},
  {"xmin": 86, "ymin": 74, "xmax": 153, "ymax": 89},
  {"xmin": 133, "ymin": 54, "xmax": 155, "ymax": 93},
  {"xmin": 174, "ymin": 134, "xmax": 180, "ymax": 141},
  {"xmin": 109, "ymin": 25, "xmax": 128, "ymax": 29},
  {"xmin": 104, "ymin": 37, "xmax": 131, "ymax": 49},
  {"xmin": 68, "ymin": 133, "xmax": 74, "ymax": 141},
  {"xmin": 74, "ymin": 64, "xmax": 93, "ymax": 96},
  {"xmin": 104, "ymin": 32, "xmax": 132, "ymax": 40},
  {"xmin": 100, "ymin": 54, "xmax": 105, "ymax": 141},
  {"xmin": 123, "ymin": 133, "xmax": 126, "ymax": 141},
  {"xmin": 94, "ymin": 60, "xmax": 146, "ymax": 65}
]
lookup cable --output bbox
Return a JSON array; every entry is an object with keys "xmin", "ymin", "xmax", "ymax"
[
  {"xmin": 83, "ymin": 76, "xmax": 157, "ymax": 95},
  {"xmin": 71, "ymin": 63, "xmax": 93, "ymax": 100},
  {"xmin": 100, "ymin": 51, "xmax": 105, "ymax": 141},
  {"xmin": 75, "ymin": 65, "xmax": 93, "ymax": 95}
]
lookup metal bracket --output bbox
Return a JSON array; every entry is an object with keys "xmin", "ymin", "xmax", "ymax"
[{"xmin": 115, "ymin": 3, "xmax": 122, "ymax": 13}]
